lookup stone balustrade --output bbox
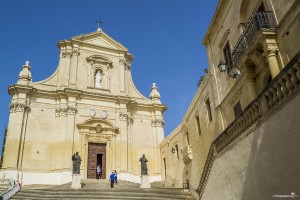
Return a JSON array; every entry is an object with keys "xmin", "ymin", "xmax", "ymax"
[{"xmin": 197, "ymin": 51, "xmax": 300, "ymax": 199}]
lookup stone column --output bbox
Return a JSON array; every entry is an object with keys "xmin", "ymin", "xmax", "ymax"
[
  {"xmin": 119, "ymin": 59, "xmax": 125, "ymax": 92},
  {"xmin": 151, "ymin": 117, "xmax": 164, "ymax": 175},
  {"xmin": 119, "ymin": 113, "xmax": 128, "ymax": 172},
  {"xmin": 267, "ymin": 50, "xmax": 280, "ymax": 79},
  {"xmin": 3, "ymin": 102, "xmax": 30, "ymax": 171},
  {"xmin": 264, "ymin": 36, "xmax": 280, "ymax": 79},
  {"xmin": 127, "ymin": 116, "xmax": 133, "ymax": 173},
  {"xmin": 63, "ymin": 51, "xmax": 72, "ymax": 87},
  {"xmin": 244, "ymin": 67, "xmax": 257, "ymax": 102},
  {"xmin": 63, "ymin": 97, "xmax": 77, "ymax": 172},
  {"xmin": 69, "ymin": 49, "xmax": 79, "ymax": 88}
]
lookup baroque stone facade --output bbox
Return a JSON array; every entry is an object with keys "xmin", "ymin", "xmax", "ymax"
[
  {"xmin": 1, "ymin": 29, "xmax": 167, "ymax": 185},
  {"xmin": 160, "ymin": 0, "xmax": 300, "ymax": 199}
]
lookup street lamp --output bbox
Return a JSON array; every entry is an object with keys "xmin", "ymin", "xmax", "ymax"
[
  {"xmin": 218, "ymin": 60, "xmax": 242, "ymax": 78},
  {"xmin": 218, "ymin": 61, "xmax": 227, "ymax": 72}
]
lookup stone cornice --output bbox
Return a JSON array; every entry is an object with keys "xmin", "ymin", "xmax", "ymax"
[
  {"xmin": 11, "ymin": 86, "xmax": 167, "ymax": 111},
  {"xmin": 86, "ymin": 55, "xmax": 113, "ymax": 66},
  {"xmin": 202, "ymin": 0, "xmax": 230, "ymax": 45},
  {"xmin": 8, "ymin": 84, "xmax": 35, "ymax": 95}
]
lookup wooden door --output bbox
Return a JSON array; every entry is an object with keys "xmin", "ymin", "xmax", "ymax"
[{"xmin": 87, "ymin": 143, "xmax": 106, "ymax": 179}]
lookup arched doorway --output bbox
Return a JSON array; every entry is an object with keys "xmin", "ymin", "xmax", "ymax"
[{"xmin": 77, "ymin": 118, "xmax": 119, "ymax": 179}]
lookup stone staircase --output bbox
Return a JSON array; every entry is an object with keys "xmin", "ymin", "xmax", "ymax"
[
  {"xmin": 0, "ymin": 179, "xmax": 10, "ymax": 194},
  {"xmin": 11, "ymin": 179, "xmax": 194, "ymax": 200},
  {"xmin": 0, "ymin": 178, "xmax": 20, "ymax": 199}
]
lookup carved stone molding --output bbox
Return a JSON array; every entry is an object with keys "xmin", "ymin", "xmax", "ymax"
[
  {"xmin": 68, "ymin": 106, "xmax": 77, "ymax": 115},
  {"xmin": 85, "ymin": 133, "xmax": 112, "ymax": 146},
  {"xmin": 9, "ymin": 103, "xmax": 30, "ymax": 113},
  {"xmin": 151, "ymin": 119, "xmax": 165, "ymax": 127},
  {"xmin": 119, "ymin": 59, "xmax": 125, "ymax": 65},
  {"xmin": 119, "ymin": 113, "xmax": 128, "ymax": 121},
  {"xmin": 62, "ymin": 50, "xmax": 72, "ymax": 58},
  {"xmin": 56, "ymin": 106, "xmax": 77, "ymax": 117},
  {"xmin": 95, "ymin": 124, "xmax": 102, "ymax": 133},
  {"xmin": 72, "ymin": 50, "xmax": 80, "ymax": 56},
  {"xmin": 119, "ymin": 59, "xmax": 131, "ymax": 71},
  {"xmin": 127, "ymin": 115, "xmax": 134, "ymax": 125}
]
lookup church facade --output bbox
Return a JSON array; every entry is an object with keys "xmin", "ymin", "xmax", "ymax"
[{"xmin": 1, "ymin": 28, "xmax": 166, "ymax": 185}]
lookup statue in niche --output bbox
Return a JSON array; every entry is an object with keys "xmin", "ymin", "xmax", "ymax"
[
  {"xmin": 95, "ymin": 70, "xmax": 102, "ymax": 88},
  {"xmin": 72, "ymin": 152, "xmax": 82, "ymax": 174},
  {"xmin": 139, "ymin": 154, "xmax": 148, "ymax": 175}
]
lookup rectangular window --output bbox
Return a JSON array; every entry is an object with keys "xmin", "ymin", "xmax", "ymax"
[
  {"xmin": 234, "ymin": 101, "xmax": 243, "ymax": 118},
  {"xmin": 223, "ymin": 41, "xmax": 233, "ymax": 72},
  {"xmin": 185, "ymin": 132, "xmax": 190, "ymax": 146},
  {"xmin": 175, "ymin": 144, "xmax": 179, "ymax": 159},
  {"xmin": 195, "ymin": 115, "xmax": 201, "ymax": 135},
  {"xmin": 206, "ymin": 98, "xmax": 213, "ymax": 122}
]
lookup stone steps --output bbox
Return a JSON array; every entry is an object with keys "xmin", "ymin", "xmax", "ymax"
[
  {"xmin": 12, "ymin": 189, "xmax": 194, "ymax": 200},
  {"xmin": 10, "ymin": 180, "xmax": 194, "ymax": 200}
]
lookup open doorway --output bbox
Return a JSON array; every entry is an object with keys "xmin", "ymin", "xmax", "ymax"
[
  {"xmin": 88, "ymin": 143, "xmax": 106, "ymax": 179},
  {"xmin": 97, "ymin": 154, "xmax": 103, "ymax": 179}
]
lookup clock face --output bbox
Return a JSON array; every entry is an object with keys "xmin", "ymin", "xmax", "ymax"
[
  {"xmin": 89, "ymin": 109, "xmax": 96, "ymax": 117},
  {"xmin": 101, "ymin": 110, "xmax": 108, "ymax": 118}
]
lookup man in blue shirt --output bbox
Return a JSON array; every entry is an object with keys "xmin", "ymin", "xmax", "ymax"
[{"xmin": 110, "ymin": 172, "xmax": 115, "ymax": 188}]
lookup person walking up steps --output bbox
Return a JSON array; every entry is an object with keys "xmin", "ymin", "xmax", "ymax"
[
  {"xmin": 109, "ymin": 172, "xmax": 115, "ymax": 188},
  {"xmin": 114, "ymin": 170, "xmax": 118, "ymax": 184}
]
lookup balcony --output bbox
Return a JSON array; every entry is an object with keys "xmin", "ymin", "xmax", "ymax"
[
  {"xmin": 183, "ymin": 145, "xmax": 193, "ymax": 164},
  {"xmin": 232, "ymin": 11, "xmax": 276, "ymax": 68}
]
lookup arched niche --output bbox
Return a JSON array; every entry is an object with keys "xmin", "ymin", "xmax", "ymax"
[
  {"xmin": 86, "ymin": 55, "xmax": 113, "ymax": 90},
  {"xmin": 244, "ymin": 50, "xmax": 270, "ymax": 94}
]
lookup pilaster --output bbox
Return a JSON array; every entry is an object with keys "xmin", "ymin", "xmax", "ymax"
[
  {"xmin": 119, "ymin": 112, "xmax": 128, "ymax": 172},
  {"xmin": 69, "ymin": 49, "xmax": 80, "ymax": 87},
  {"xmin": 119, "ymin": 59, "xmax": 125, "ymax": 92}
]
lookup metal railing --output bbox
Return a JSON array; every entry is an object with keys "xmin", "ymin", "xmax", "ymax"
[
  {"xmin": 232, "ymin": 11, "xmax": 276, "ymax": 67},
  {"xmin": 0, "ymin": 179, "xmax": 20, "ymax": 200}
]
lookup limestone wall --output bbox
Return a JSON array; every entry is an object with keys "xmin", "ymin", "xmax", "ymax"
[{"xmin": 201, "ymin": 91, "xmax": 300, "ymax": 200}]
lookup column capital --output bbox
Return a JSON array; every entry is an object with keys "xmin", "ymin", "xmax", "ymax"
[
  {"xmin": 9, "ymin": 102, "xmax": 30, "ymax": 113},
  {"xmin": 119, "ymin": 112, "xmax": 128, "ymax": 121},
  {"xmin": 151, "ymin": 119, "xmax": 165, "ymax": 127}
]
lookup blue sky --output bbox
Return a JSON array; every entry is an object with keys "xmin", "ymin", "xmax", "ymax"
[{"xmin": 0, "ymin": 0, "xmax": 218, "ymax": 152}]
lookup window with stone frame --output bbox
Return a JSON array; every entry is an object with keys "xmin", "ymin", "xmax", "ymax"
[
  {"xmin": 205, "ymin": 98, "xmax": 213, "ymax": 122},
  {"xmin": 175, "ymin": 144, "xmax": 179, "ymax": 159},
  {"xmin": 233, "ymin": 100, "xmax": 243, "ymax": 118},
  {"xmin": 223, "ymin": 41, "xmax": 233, "ymax": 72},
  {"xmin": 195, "ymin": 114, "xmax": 201, "ymax": 135}
]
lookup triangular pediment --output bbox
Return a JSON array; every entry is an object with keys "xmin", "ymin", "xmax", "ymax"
[{"xmin": 72, "ymin": 30, "xmax": 128, "ymax": 51}]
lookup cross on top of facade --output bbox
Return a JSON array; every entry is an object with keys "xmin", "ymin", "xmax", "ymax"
[{"xmin": 96, "ymin": 19, "xmax": 104, "ymax": 31}]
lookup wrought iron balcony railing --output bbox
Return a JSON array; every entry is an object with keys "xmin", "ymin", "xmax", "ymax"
[{"xmin": 232, "ymin": 11, "xmax": 276, "ymax": 67}]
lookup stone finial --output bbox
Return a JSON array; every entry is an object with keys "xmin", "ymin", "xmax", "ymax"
[
  {"xmin": 17, "ymin": 61, "xmax": 32, "ymax": 85},
  {"xmin": 150, "ymin": 83, "xmax": 161, "ymax": 103}
]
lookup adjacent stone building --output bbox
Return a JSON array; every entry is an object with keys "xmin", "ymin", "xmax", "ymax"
[
  {"xmin": 161, "ymin": 0, "xmax": 300, "ymax": 199},
  {"xmin": 1, "ymin": 28, "xmax": 167, "ymax": 185}
]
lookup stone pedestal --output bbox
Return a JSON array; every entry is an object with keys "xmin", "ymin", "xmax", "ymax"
[
  {"xmin": 71, "ymin": 174, "xmax": 81, "ymax": 189},
  {"xmin": 140, "ymin": 175, "xmax": 151, "ymax": 189}
]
